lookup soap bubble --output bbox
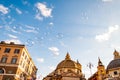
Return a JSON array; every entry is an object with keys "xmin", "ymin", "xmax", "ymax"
[
  {"xmin": 34, "ymin": 36, "xmax": 44, "ymax": 45},
  {"xmin": 56, "ymin": 33, "xmax": 64, "ymax": 39},
  {"xmin": 25, "ymin": 39, "xmax": 34, "ymax": 47}
]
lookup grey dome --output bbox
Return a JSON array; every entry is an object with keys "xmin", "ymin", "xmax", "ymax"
[{"xmin": 107, "ymin": 59, "xmax": 120, "ymax": 70}]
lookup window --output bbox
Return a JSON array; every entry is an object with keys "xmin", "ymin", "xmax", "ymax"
[
  {"xmin": 25, "ymin": 67, "xmax": 29, "ymax": 72},
  {"xmin": 114, "ymin": 71, "xmax": 118, "ymax": 75},
  {"xmin": 14, "ymin": 49, "xmax": 20, "ymax": 54},
  {"xmin": 11, "ymin": 58, "xmax": 17, "ymax": 64},
  {"xmin": 25, "ymin": 55, "xmax": 27, "ymax": 59},
  {"xmin": 28, "ymin": 60, "xmax": 30, "ymax": 64},
  {"xmin": 0, "ymin": 68, "xmax": 4, "ymax": 74},
  {"xmin": 23, "ymin": 64, "xmax": 25, "ymax": 68},
  {"xmin": 20, "ymin": 61, "xmax": 22, "ymax": 66},
  {"xmin": 1, "ymin": 57, "xmax": 7, "ymax": 63},
  {"xmin": 4, "ymin": 48, "xmax": 11, "ymax": 53},
  {"xmin": 22, "ymin": 62, "xmax": 25, "ymax": 68},
  {"xmin": 22, "ymin": 52, "xmax": 25, "ymax": 56}
]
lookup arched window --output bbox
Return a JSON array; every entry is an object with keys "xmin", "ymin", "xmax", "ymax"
[{"xmin": 0, "ymin": 68, "xmax": 4, "ymax": 74}]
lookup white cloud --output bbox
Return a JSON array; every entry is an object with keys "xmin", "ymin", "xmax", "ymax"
[
  {"xmin": 22, "ymin": 25, "xmax": 38, "ymax": 33},
  {"xmin": 5, "ymin": 39, "xmax": 21, "ymax": 44},
  {"xmin": 25, "ymin": 29, "xmax": 38, "ymax": 33},
  {"xmin": 8, "ymin": 34, "xmax": 18, "ymax": 39},
  {"xmin": 5, "ymin": 26, "xmax": 21, "ymax": 34},
  {"xmin": 35, "ymin": 2, "xmax": 52, "ymax": 18},
  {"xmin": 11, "ymin": 28, "xmax": 21, "ymax": 34},
  {"xmin": 108, "ymin": 25, "xmax": 119, "ymax": 33},
  {"xmin": 95, "ymin": 33, "xmax": 110, "ymax": 42},
  {"xmin": 102, "ymin": 0, "xmax": 113, "ymax": 2},
  {"xmin": 16, "ymin": 8, "xmax": 22, "ymax": 14},
  {"xmin": 0, "ymin": 4, "xmax": 9, "ymax": 14},
  {"xmin": 95, "ymin": 25, "xmax": 119, "ymax": 42},
  {"xmin": 37, "ymin": 58, "xmax": 44, "ymax": 63},
  {"xmin": 25, "ymin": 25, "xmax": 35, "ymax": 30},
  {"xmin": 48, "ymin": 47, "xmax": 60, "ymax": 56}
]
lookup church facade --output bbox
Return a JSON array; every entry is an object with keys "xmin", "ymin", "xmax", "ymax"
[
  {"xmin": 43, "ymin": 50, "xmax": 120, "ymax": 80},
  {"xmin": 43, "ymin": 53, "xmax": 86, "ymax": 80},
  {"xmin": 88, "ymin": 50, "xmax": 120, "ymax": 80},
  {"xmin": 88, "ymin": 58, "xmax": 106, "ymax": 80}
]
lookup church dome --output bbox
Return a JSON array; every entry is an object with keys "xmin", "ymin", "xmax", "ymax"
[
  {"xmin": 57, "ymin": 60, "xmax": 78, "ymax": 69},
  {"xmin": 107, "ymin": 59, "xmax": 120, "ymax": 70},
  {"xmin": 56, "ymin": 53, "xmax": 81, "ymax": 69},
  {"xmin": 107, "ymin": 50, "xmax": 120, "ymax": 71}
]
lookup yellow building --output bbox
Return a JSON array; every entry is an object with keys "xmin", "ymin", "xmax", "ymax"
[
  {"xmin": 0, "ymin": 41, "xmax": 37, "ymax": 80},
  {"xmin": 43, "ymin": 53, "xmax": 86, "ymax": 80}
]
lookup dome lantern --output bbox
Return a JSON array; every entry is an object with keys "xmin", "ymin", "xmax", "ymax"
[
  {"xmin": 113, "ymin": 50, "xmax": 120, "ymax": 59},
  {"xmin": 65, "ymin": 52, "xmax": 71, "ymax": 60}
]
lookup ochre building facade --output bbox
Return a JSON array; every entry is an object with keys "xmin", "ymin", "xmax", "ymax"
[{"xmin": 0, "ymin": 41, "xmax": 37, "ymax": 80}]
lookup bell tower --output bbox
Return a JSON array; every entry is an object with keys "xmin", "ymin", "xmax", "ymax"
[
  {"xmin": 113, "ymin": 50, "xmax": 120, "ymax": 59},
  {"xmin": 97, "ymin": 57, "xmax": 106, "ymax": 80}
]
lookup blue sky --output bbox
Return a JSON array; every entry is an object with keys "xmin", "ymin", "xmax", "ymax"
[{"xmin": 0, "ymin": 0, "xmax": 120, "ymax": 79}]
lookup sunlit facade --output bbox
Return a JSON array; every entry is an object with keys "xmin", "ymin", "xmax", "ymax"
[
  {"xmin": 88, "ymin": 50, "xmax": 120, "ymax": 80},
  {"xmin": 43, "ymin": 53, "xmax": 86, "ymax": 80},
  {"xmin": 0, "ymin": 41, "xmax": 37, "ymax": 80},
  {"xmin": 88, "ymin": 58, "xmax": 106, "ymax": 80}
]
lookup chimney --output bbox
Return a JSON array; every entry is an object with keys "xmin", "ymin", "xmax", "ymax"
[
  {"xmin": 10, "ymin": 42, "xmax": 15, "ymax": 45},
  {"xmin": 0, "ymin": 41, "xmax": 6, "ymax": 44}
]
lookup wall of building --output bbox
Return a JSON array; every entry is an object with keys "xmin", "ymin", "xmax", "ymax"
[
  {"xmin": 62, "ymin": 77, "xmax": 80, "ymax": 80},
  {"xmin": 0, "ymin": 41, "xmax": 37, "ymax": 80}
]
